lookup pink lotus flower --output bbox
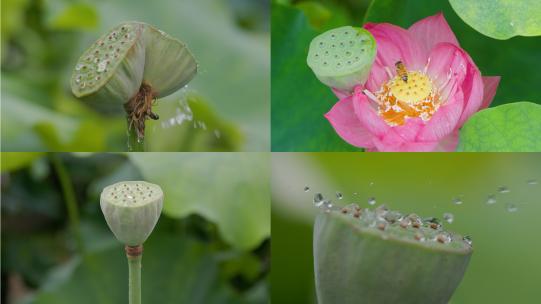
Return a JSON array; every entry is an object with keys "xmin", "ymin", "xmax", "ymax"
[{"xmin": 325, "ymin": 13, "xmax": 500, "ymax": 152}]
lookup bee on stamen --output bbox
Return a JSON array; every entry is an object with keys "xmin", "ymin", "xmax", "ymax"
[{"xmin": 395, "ymin": 60, "xmax": 408, "ymax": 83}]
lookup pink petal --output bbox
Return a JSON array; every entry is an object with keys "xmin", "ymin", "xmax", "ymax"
[
  {"xmin": 325, "ymin": 96, "xmax": 375, "ymax": 148},
  {"xmin": 457, "ymin": 63, "xmax": 484, "ymax": 126},
  {"xmin": 372, "ymin": 136, "xmax": 439, "ymax": 152},
  {"xmin": 364, "ymin": 23, "xmax": 425, "ymax": 71},
  {"xmin": 433, "ymin": 130, "xmax": 459, "ymax": 152},
  {"xmin": 426, "ymin": 43, "xmax": 468, "ymax": 90},
  {"xmin": 365, "ymin": 61, "xmax": 390, "ymax": 92},
  {"xmin": 408, "ymin": 13, "xmax": 460, "ymax": 56},
  {"xmin": 387, "ymin": 118, "xmax": 424, "ymax": 142},
  {"xmin": 351, "ymin": 89, "xmax": 391, "ymax": 138},
  {"xmin": 480, "ymin": 76, "xmax": 501, "ymax": 109},
  {"xmin": 417, "ymin": 89, "xmax": 464, "ymax": 141},
  {"xmin": 331, "ymin": 87, "xmax": 350, "ymax": 100}
]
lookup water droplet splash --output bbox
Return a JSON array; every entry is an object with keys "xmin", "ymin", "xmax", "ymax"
[
  {"xmin": 498, "ymin": 186, "xmax": 510, "ymax": 193},
  {"xmin": 452, "ymin": 197, "xmax": 463, "ymax": 205},
  {"xmin": 486, "ymin": 194, "xmax": 497, "ymax": 205},
  {"xmin": 443, "ymin": 212, "xmax": 454, "ymax": 224},
  {"xmin": 313, "ymin": 193, "xmax": 324, "ymax": 207},
  {"xmin": 505, "ymin": 203, "xmax": 518, "ymax": 212}
]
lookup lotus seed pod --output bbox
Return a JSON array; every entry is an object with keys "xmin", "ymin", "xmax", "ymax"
[
  {"xmin": 314, "ymin": 205, "xmax": 472, "ymax": 304},
  {"xmin": 100, "ymin": 181, "xmax": 163, "ymax": 246},
  {"xmin": 70, "ymin": 21, "xmax": 197, "ymax": 134},
  {"xmin": 307, "ymin": 26, "xmax": 376, "ymax": 91}
]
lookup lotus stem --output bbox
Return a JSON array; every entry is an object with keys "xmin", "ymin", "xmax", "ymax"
[
  {"xmin": 50, "ymin": 153, "xmax": 84, "ymax": 253},
  {"xmin": 126, "ymin": 117, "xmax": 145, "ymax": 152},
  {"xmin": 126, "ymin": 245, "xmax": 143, "ymax": 304}
]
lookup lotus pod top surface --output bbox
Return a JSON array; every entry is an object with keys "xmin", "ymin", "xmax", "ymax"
[
  {"xmin": 332, "ymin": 204, "xmax": 473, "ymax": 254},
  {"xmin": 100, "ymin": 181, "xmax": 164, "ymax": 246},
  {"xmin": 70, "ymin": 21, "xmax": 197, "ymax": 106},
  {"xmin": 307, "ymin": 26, "xmax": 376, "ymax": 90}
]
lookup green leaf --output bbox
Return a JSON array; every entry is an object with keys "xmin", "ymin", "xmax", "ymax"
[
  {"xmin": 1, "ymin": 152, "xmax": 44, "ymax": 172},
  {"xmin": 25, "ymin": 235, "xmax": 265, "ymax": 304},
  {"xmin": 449, "ymin": 0, "xmax": 541, "ymax": 40},
  {"xmin": 0, "ymin": 91, "xmax": 107, "ymax": 151},
  {"xmin": 457, "ymin": 102, "xmax": 541, "ymax": 152},
  {"xmin": 128, "ymin": 153, "xmax": 270, "ymax": 250},
  {"xmin": 271, "ymin": 4, "xmax": 360, "ymax": 151},
  {"xmin": 45, "ymin": 1, "xmax": 99, "ymax": 31}
]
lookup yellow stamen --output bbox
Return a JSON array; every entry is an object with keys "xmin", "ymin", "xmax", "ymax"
[{"xmin": 375, "ymin": 70, "xmax": 441, "ymax": 126}]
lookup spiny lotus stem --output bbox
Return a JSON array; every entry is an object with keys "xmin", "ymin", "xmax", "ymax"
[
  {"xmin": 314, "ymin": 203, "xmax": 473, "ymax": 304},
  {"xmin": 71, "ymin": 22, "xmax": 197, "ymax": 143},
  {"xmin": 100, "ymin": 181, "xmax": 163, "ymax": 304},
  {"xmin": 307, "ymin": 26, "xmax": 376, "ymax": 91}
]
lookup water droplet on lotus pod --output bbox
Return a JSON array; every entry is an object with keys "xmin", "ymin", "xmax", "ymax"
[
  {"xmin": 307, "ymin": 26, "xmax": 376, "ymax": 91},
  {"xmin": 100, "ymin": 181, "xmax": 163, "ymax": 246},
  {"xmin": 70, "ymin": 21, "xmax": 198, "ymax": 115}
]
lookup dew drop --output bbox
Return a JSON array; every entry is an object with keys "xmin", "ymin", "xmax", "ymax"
[
  {"xmin": 336, "ymin": 192, "xmax": 343, "ymax": 200},
  {"xmin": 443, "ymin": 212, "xmax": 454, "ymax": 224},
  {"xmin": 322, "ymin": 200, "xmax": 333, "ymax": 213},
  {"xmin": 486, "ymin": 194, "xmax": 497, "ymax": 205},
  {"xmin": 498, "ymin": 186, "xmax": 510, "ymax": 193},
  {"xmin": 97, "ymin": 61, "xmax": 107, "ymax": 73},
  {"xmin": 505, "ymin": 203, "xmax": 518, "ymax": 212},
  {"xmin": 452, "ymin": 197, "xmax": 463, "ymax": 205},
  {"xmin": 304, "ymin": 186, "xmax": 310, "ymax": 192},
  {"xmin": 313, "ymin": 193, "xmax": 324, "ymax": 207},
  {"xmin": 368, "ymin": 197, "xmax": 376, "ymax": 205}
]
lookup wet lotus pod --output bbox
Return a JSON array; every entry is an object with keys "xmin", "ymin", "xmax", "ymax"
[
  {"xmin": 313, "ymin": 205, "xmax": 472, "ymax": 304},
  {"xmin": 71, "ymin": 22, "xmax": 197, "ymax": 139},
  {"xmin": 100, "ymin": 181, "xmax": 163, "ymax": 246},
  {"xmin": 307, "ymin": 26, "xmax": 376, "ymax": 91}
]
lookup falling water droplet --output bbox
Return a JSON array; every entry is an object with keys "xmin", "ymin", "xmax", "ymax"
[
  {"xmin": 336, "ymin": 192, "xmax": 343, "ymax": 200},
  {"xmin": 498, "ymin": 186, "xmax": 510, "ymax": 193},
  {"xmin": 506, "ymin": 203, "xmax": 518, "ymax": 212},
  {"xmin": 486, "ymin": 194, "xmax": 497, "ymax": 205},
  {"xmin": 527, "ymin": 179, "xmax": 538, "ymax": 185},
  {"xmin": 322, "ymin": 200, "xmax": 333, "ymax": 213},
  {"xmin": 313, "ymin": 193, "xmax": 324, "ymax": 207},
  {"xmin": 368, "ymin": 197, "xmax": 376, "ymax": 205},
  {"xmin": 443, "ymin": 212, "xmax": 454, "ymax": 224},
  {"xmin": 304, "ymin": 186, "xmax": 310, "ymax": 192},
  {"xmin": 452, "ymin": 197, "xmax": 463, "ymax": 205},
  {"xmin": 369, "ymin": 181, "xmax": 375, "ymax": 187},
  {"xmin": 353, "ymin": 192, "xmax": 358, "ymax": 196},
  {"xmin": 463, "ymin": 235, "xmax": 473, "ymax": 246}
]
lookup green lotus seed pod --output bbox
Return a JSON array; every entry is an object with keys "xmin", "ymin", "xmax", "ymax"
[
  {"xmin": 307, "ymin": 26, "xmax": 376, "ymax": 91},
  {"xmin": 314, "ymin": 205, "xmax": 472, "ymax": 304},
  {"xmin": 100, "ymin": 181, "xmax": 163, "ymax": 246},
  {"xmin": 70, "ymin": 21, "xmax": 197, "ymax": 125}
]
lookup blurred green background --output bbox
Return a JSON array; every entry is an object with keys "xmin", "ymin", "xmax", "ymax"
[
  {"xmin": 271, "ymin": 0, "xmax": 541, "ymax": 151},
  {"xmin": 271, "ymin": 153, "xmax": 541, "ymax": 303},
  {"xmin": 1, "ymin": 152, "xmax": 270, "ymax": 303},
  {"xmin": 1, "ymin": 0, "xmax": 270, "ymax": 152}
]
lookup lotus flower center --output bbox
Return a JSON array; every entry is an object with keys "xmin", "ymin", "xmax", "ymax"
[{"xmin": 375, "ymin": 71, "xmax": 441, "ymax": 126}]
